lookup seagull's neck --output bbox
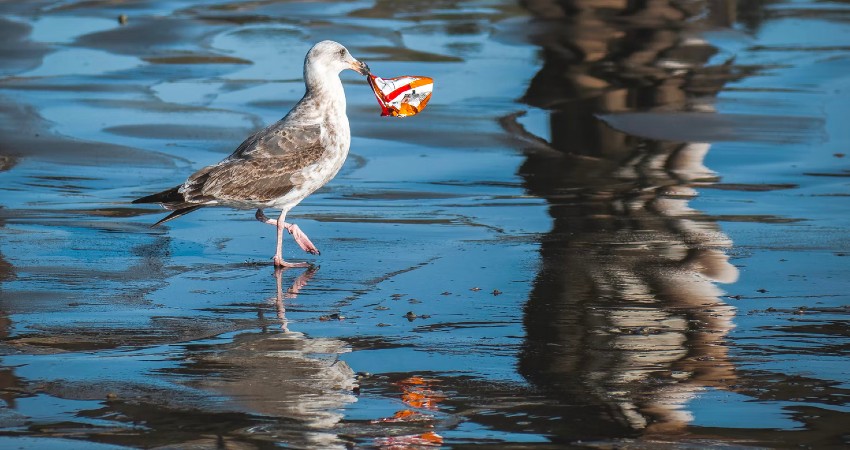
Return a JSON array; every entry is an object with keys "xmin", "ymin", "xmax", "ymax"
[
  {"xmin": 301, "ymin": 71, "xmax": 350, "ymax": 151},
  {"xmin": 304, "ymin": 70, "xmax": 346, "ymax": 113}
]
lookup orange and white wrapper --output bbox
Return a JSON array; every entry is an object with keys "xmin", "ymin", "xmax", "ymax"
[{"xmin": 367, "ymin": 74, "xmax": 433, "ymax": 117}]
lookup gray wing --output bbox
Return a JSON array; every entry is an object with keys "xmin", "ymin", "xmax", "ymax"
[
  {"xmin": 231, "ymin": 120, "xmax": 322, "ymax": 159},
  {"xmin": 231, "ymin": 99, "xmax": 324, "ymax": 159},
  {"xmin": 181, "ymin": 118, "xmax": 326, "ymax": 204}
]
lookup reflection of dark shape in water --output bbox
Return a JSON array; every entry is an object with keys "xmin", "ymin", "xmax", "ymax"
[
  {"xmin": 0, "ymin": 257, "xmax": 12, "ymax": 284},
  {"xmin": 515, "ymin": 0, "xmax": 743, "ymax": 437},
  {"xmin": 0, "ymin": 154, "xmax": 17, "ymax": 284},
  {"xmin": 0, "ymin": 153, "xmax": 21, "ymax": 408},
  {"xmin": 183, "ymin": 266, "xmax": 356, "ymax": 447},
  {"xmin": 0, "ymin": 155, "xmax": 16, "ymax": 173},
  {"xmin": 0, "ymin": 289, "xmax": 18, "ymax": 409}
]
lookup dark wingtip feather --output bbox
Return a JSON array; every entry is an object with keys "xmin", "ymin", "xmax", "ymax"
[
  {"xmin": 151, "ymin": 205, "xmax": 205, "ymax": 227},
  {"xmin": 133, "ymin": 186, "xmax": 182, "ymax": 204}
]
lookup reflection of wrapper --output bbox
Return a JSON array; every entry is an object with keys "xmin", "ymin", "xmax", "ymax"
[{"xmin": 367, "ymin": 74, "xmax": 433, "ymax": 117}]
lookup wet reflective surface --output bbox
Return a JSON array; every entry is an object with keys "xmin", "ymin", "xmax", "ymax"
[{"xmin": 0, "ymin": 0, "xmax": 848, "ymax": 448}]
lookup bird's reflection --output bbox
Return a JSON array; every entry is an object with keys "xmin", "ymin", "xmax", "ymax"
[
  {"xmin": 515, "ymin": 0, "xmax": 742, "ymax": 438},
  {"xmin": 182, "ymin": 266, "xmax": 356, "ymax": 447},
  {"xmin": 271, "ymin": 266, "xmax": 319, "ymax": 333}
]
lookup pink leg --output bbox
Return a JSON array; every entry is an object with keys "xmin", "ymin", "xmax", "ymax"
[
  {"xmin": 255, "ymin": 209, "xmax": 320, "ymax": 256},
  {"xmin": 284, "ymin": 223, "xmax": 320, "ymax": 255},
  {"xmin": 257, "ymin": 209, "xmax": 311, "ymax": 268}
]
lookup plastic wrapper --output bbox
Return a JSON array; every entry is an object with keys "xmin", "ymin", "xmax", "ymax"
[{"xmin": 367, "ymin": 74, "xmax": 433, "ymax": 117}]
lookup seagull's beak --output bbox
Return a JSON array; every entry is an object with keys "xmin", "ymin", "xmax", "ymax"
[{"xmin": 350, "ymin": 59, "xmax": 370, "ymax": 76}]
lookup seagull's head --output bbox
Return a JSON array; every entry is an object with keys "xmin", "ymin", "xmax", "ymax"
[{"xmin": 304, "ymin": 40, "xmax": 370, "ymax": 83}]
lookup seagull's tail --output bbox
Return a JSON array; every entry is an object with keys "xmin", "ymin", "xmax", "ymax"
[{"xmin": 133, "ymin": 185, "xmax": 206, "ymax": 227}]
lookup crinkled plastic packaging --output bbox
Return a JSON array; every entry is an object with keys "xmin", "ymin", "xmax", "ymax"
[{"xmin": 367, "ymin": 74, "xmax": 433, "ymax": 117}]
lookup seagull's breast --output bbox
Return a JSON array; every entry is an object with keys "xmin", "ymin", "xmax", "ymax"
[{"xmin": 269, "ymin": 103, "xmax": 351, "ymax": 209}]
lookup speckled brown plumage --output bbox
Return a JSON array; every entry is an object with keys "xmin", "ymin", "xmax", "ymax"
[
  {"xmin": 182, "ymin": 127, "xmax": 326, "ymax": 205},
  {"xmin": 133, "ymin": 40, "xmax": 370, "ymax": 267}
]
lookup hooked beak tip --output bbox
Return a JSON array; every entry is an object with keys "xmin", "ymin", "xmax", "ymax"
[{"xmin": 352, "ymin": 60, "xmax": 370, "ymax": 76}]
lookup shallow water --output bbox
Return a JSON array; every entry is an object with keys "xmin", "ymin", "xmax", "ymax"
[{"xmin": 0, "ymin": 0, "xmax": 848, "ymax": 448}]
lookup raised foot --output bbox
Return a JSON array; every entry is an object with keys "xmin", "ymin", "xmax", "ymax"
[
  {"xmin": 273, "ymin": 256, "xmax": 312, "ymax": 268},
  {"xmin": 285, "ymin": 223, "xmax": 320, "ymax": 255}
]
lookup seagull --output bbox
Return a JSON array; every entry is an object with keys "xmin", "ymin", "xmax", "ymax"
[{"xmin": 133, "ymin": 40, "xmax": 369, "ymax": 268}]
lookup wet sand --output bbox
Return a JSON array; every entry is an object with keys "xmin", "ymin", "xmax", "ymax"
[{"xmin": 0, "ymin": 0, "xmax": 848, "ymax": 448}]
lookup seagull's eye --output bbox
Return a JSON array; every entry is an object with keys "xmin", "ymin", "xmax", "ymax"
[{"xmin": 338, "ymin": 49, "xmax": 346, "ymax": 57}]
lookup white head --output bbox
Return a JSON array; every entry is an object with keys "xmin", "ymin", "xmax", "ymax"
[{"xmin": 303, "ymin": 40, "xmax": 369, "ymax": 91}]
